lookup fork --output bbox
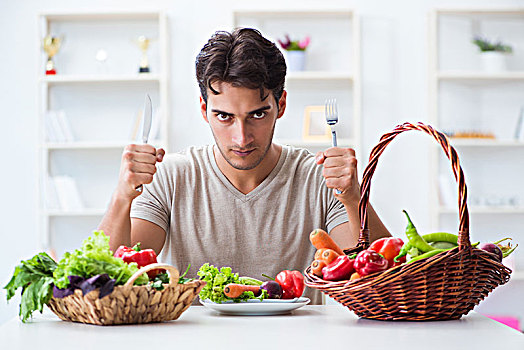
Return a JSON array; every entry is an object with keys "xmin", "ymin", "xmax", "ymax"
[
  {"xmin": 325, "ymin": 98, "xmax": 338, "ymax": 147},
  {"xmin": 325, "ymin": 98, "xmax": 342, "ymax": 194}
]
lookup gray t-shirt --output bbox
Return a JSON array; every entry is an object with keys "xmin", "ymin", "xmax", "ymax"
[{"xmin": 130, "ymin": 144, "xmax": 348, "ymax": 304}]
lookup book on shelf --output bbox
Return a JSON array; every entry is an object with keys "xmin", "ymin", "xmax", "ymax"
[
  {"xmin": 52, "ymin": 175, "xmax": 83, "ymax": 211},
  {"xmin": 438, "ymin": 173, "xmax": 456, "ymax": 208},
  {"xmin": 130, "ymin": 107, "xmax": 161, "ymax": 143},
  {"xmin": 514, "ymin": 106, "xmax": 524, "ymax": 141},
  {"xmin": 45, "ymin": 110, "xmax": 74, "ymax": 143},
  {"xmin": 149, "ymin": 107, "xmax": 161, "ymax": 142},
  {"xmin": 45, "ymin": 177, "xmax": 60, "ymax": 210},
  {"xmin": 129, "ymin": 108, "xmax": 143, "ymax": 141}
]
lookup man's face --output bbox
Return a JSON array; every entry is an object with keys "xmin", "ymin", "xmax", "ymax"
[{"xmin": 200, "ymin": 82, "xmax": 286, "ymax": 171}]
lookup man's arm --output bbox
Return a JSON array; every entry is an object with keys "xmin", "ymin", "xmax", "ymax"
[
  {"xmin": 316, "ymin": 147, "xmax": 391, "ymax": 249},
  {"xmin": 330, "ymin": 202, "xmax": 390, "ymax": 250},
  {"xmin": 98, "ymin": 144, "xmax": 166, "ymax": 254}
]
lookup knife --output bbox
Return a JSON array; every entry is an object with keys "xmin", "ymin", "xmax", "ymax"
[{"xmin": 136, "ymin": 93, "xmax": 153, "ymax": 193}]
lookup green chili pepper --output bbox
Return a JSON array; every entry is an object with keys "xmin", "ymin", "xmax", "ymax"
[
  {"xmin": 402, "ymin": 210, "xmax": 435, "ymax": 253},
  {"xmin": 429, "ymin": 241, "xmax": 456, "ymax": 249},
  {"xmin": 493, "ymin": 238, "xmax": 518, "ymax": 258},
  {"xmin": 422, "ymin": 232, "xmax": 458, "ymax": 245},
  {"xmin": 406, "ymin": 248, "xmax": 449, "ymax": 264},
  {"xmin": 394, "ymin": 231, "xmax": 460, "ymax": 262}
]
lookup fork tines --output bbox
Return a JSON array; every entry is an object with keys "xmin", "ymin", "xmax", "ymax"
[{"xmin": 325, "ymin": 98, "xmax": 338, "ymax": 126}]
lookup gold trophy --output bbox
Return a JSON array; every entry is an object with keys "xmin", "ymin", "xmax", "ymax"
[
  {"xmin": 135, "ymin": 36, "xmax": 151, "ymax": 73},
  {"xmin": 43, "ymin": 36, "xmax": 62, "ymax": 75}
]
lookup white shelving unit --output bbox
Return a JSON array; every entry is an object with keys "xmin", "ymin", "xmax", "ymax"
[
  {"xmin": 428, "ymin": 8, "xmax": 524, "ymax": 266},
  {"xmin": 232, "ymin": 9, "xmax": 361, "ymax": 155},
  {"xmin": 38, "ymin": 12, "xmax": 169, "ymax": 258}
]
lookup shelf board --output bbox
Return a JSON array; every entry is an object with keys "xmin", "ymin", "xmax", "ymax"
[
  {"xmin": 435, "ymin": 8, "xmax": 524, "ymax": 17},
  {"xmin": 41, "ymin": 12, "xmax": 161, "ymax": 21},
  {"xmin": 44, "ymin": 140, "xmax": 163, "ymax": 150},
  {"xmin": 439, "ymin": 206, "xmax": 524, "ymax": 214},
  {"xmin": 44, "ymin": 141, "xmax": 128, "ymax": 150},
  {"xmin": 233, "ymin": 10, "xmax": 353, "ymax": 19},
  {"xmin": 46, "ymin": 209, "xmax": 106, "ymax": 217},
  {"xmin": 437, "ymin": 71, "xmax": 524, "ymax": 81},
  {"xmin": 40, "ymin": 74, "xmax": 161, "ymax": 84},
  {"xmin": 276, "ymin": 138, "xmax": 354, "ymax": 148},
  {"xmin": 287, "ymin": 71, "xmax": 353, "ymax": 81},
  {"xmin": 448, "ymin": 139, "xmax": 524, "ymax": 147}
]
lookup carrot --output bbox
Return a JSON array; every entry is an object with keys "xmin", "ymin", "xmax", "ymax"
[
  {"xmin": 350, "ymin": 272, "xmax": 361, "ymax": 281},
  {"xmin": 314, "ymin": 248, "xmax": 328, "ymax": 260},
  {"xmin": 223, "ymin": 284, "xmax": 261, "ymax": 298},
  {"xmin": 321, "ymin": 249, "xmax": 340, "ymax": 264},
  {"xmin": 311, "ymin": 260, "xmax": 327, "ymax": 277},
  {"xmin": 309, "ymin": 229, "xmax": 344, "ymax": 255}
]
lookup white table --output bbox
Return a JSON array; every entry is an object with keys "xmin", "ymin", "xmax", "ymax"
[{"xmin": 1, "ymin": 305, "xmax": 523, "ymax": 349}]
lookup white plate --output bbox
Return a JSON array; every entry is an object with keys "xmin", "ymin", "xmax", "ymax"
[{"xmin": 199, "ymin": 297, "xmax": 310, "ymax": 316}]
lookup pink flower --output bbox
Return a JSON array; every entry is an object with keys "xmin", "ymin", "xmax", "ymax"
[
  {"xmin": 278, "ymin": 34, "xmax": 292, "ymax": 50},
  {"xmin": 298, "ymin": 36, "xmax": 311, "ymax": 50}
]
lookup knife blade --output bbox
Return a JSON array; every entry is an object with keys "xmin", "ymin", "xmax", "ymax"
[
  {"xmin": 136, "ymin": 93, "xmax": 153, "ymax": 193},
  {"xmin": 142, "ymin": 93, "xmax": 152, "ymax": 144}
]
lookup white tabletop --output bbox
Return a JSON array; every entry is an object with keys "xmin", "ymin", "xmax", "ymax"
[{"xmin": 1, "ymin": 305, "xmax": 523, "ymax": 349}]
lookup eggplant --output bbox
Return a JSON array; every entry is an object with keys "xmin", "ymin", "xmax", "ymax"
[
  {"xmin": 479, "ymin": 243, "xmax": 503, "ymax": 262},
  {"xmin": 260, "ymin": 281, "xmax": 283, "ymax": 299}
]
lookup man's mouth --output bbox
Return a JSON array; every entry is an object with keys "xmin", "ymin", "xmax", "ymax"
[{"xmin": 232, "ymin": 149, "xmax": 255, "ymax": 157}]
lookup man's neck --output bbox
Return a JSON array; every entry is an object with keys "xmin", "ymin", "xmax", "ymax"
[{"xmin": 213, "ymin": 143, "xmax": 282, "ymax": 195}]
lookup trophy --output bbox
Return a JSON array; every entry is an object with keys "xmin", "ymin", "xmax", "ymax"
[
  {"xmin": 135, "ymin": 36, "xmax": 151, "ymax": 73},
  {"xmin": 43, "ymin": 36, "xmax": 62, "ymax": 75}
]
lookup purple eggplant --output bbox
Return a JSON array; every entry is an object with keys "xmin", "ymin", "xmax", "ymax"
[
  {"xmin": 261, "ymin": 281, "xmax": 283, "ymax": 299},
  {"xmin": 479, "ymin": 243, "xmax": 503, "ymax": 262}
]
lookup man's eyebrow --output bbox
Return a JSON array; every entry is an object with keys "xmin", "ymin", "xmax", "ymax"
[
  {"xmin": 247, "ymin": 105, "xmax": 271, "ymax": 115},
  {"xmin": 211, "ymin": 106, "xmax": 271, "ymax": 116},
  {"xmin": 211, "ymin": 109, "xmax": 233, "ymax": 116}
]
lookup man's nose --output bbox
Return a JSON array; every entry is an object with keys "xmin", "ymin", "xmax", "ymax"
[{"xmin": 231, "ymin": 120, "xmax": 254, "ymax": 147}]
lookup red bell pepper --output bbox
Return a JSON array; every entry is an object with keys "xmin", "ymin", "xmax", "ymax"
[
  {"xmin": 354, "ymin": 249, "xmax": 389, "ymax": 277},
  {"xmin": 275, "ymin": 270, "xmax": 304, "ymax": 299},
  {"xmin": 368, "ymin": 237, "xmax": 406, "ymax": 268},
  {"xmin": 114, "ymin": 243, "xmax": 161, "ymax": 279},
  {"xmin": 321, "ymin": 255, "xmax": 355, "ymax": 281}
]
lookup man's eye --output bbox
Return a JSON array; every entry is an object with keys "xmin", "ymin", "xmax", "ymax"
[
  {"xmin": 252, "ymin": 111, "xmax": 266, "ymax": 119},
  {"xmin": 216, "ymin": 113, "xmax": 231, "ymax": 121}
]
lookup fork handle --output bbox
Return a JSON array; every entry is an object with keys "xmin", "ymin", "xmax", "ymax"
[
  {"xmin": 330, "ymin": 129, "xmax": 341, "ymax": 194},
  {"xmin": 331, "ymin": 129, "xmax": 338, "ymax": 147}
]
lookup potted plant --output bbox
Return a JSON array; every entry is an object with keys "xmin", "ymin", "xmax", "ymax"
[
  {"xmin": 472, "ymin": 36, "xmax": 513, "ymax": 72},
  {"xmin": 278, "ymin": 34, "xmax": 311, "ymax": 72}
]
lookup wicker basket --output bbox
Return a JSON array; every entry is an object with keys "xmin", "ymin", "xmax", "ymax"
[
  {"xmin": 47, "ymin": 263, "xmax": 205, "ymax": 325},
  {"xmin": 304, "ymin": 122, "xmax": 512, "ymax": 321}
]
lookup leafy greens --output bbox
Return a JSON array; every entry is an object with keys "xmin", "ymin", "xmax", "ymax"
[
  {"xmin": 4, "ymin": 231, "xmax": 148, "ymax": 322},
  {"xmin": 4, "ymin": 252, "xmax": 57, "ymax": 322},
  {"xmin": 197, "ymin": 263, "xmax": 267, "ymax": 303},
  {"xmin": 53, "ymin": 231, "xmax": 148, "ymax": 289}
]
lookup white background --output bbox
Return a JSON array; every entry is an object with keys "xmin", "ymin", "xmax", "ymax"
[{"xmin": 1, "ymin": 0, "xmax": 523, "ymax": 323}]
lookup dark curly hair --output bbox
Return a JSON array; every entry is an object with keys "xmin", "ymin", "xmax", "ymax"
[{"xmin": 195, "ymin": 28, "xmax": 286, "ymax": 104}]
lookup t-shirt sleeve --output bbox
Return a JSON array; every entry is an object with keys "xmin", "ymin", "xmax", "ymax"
[
  {"xmin": 130, "ymin": 169, "xmax": 171, "ymax": 233},
  {"xmin": 325, "ymin": 191, "xmax": 349, "ymax": 233}
]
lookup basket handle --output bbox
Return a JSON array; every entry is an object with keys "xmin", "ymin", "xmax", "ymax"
[
  {"xmin": 358, "ymin": 122, "xmax": 471, "ymax": 251},
  {"xmin": 124, "ymin": 263, "xmax": 180, "ymax": 287}
]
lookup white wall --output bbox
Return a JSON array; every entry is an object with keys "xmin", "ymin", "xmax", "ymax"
[{"xmin": 1, "ymin": 0, "xmax": 523, "ymax": 323}]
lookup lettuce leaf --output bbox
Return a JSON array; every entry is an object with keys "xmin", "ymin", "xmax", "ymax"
[
  {"xmin": 197, "ymin": 263, "xmax": 267, "ymax": 303},
  {"xmin": 3, "ymin": 252, "xmax": 57, "ymax": 322},
  {"xmin": 53, "ymin": 231, "xmax": 148, "ymax": 289}
]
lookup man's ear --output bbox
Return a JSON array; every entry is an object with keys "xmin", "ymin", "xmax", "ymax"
[
  {"xmin": 200, "ymin": 96, "xmax": 209, "ymax": 123},
  {"xmin": 276, "ymin": 90, "xmax": 287, "ymax": 119}
]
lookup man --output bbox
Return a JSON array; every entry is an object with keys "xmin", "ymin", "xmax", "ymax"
[{"xmin": 99, "ymin": 28, "xmax": 390, "ymax": 303}]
